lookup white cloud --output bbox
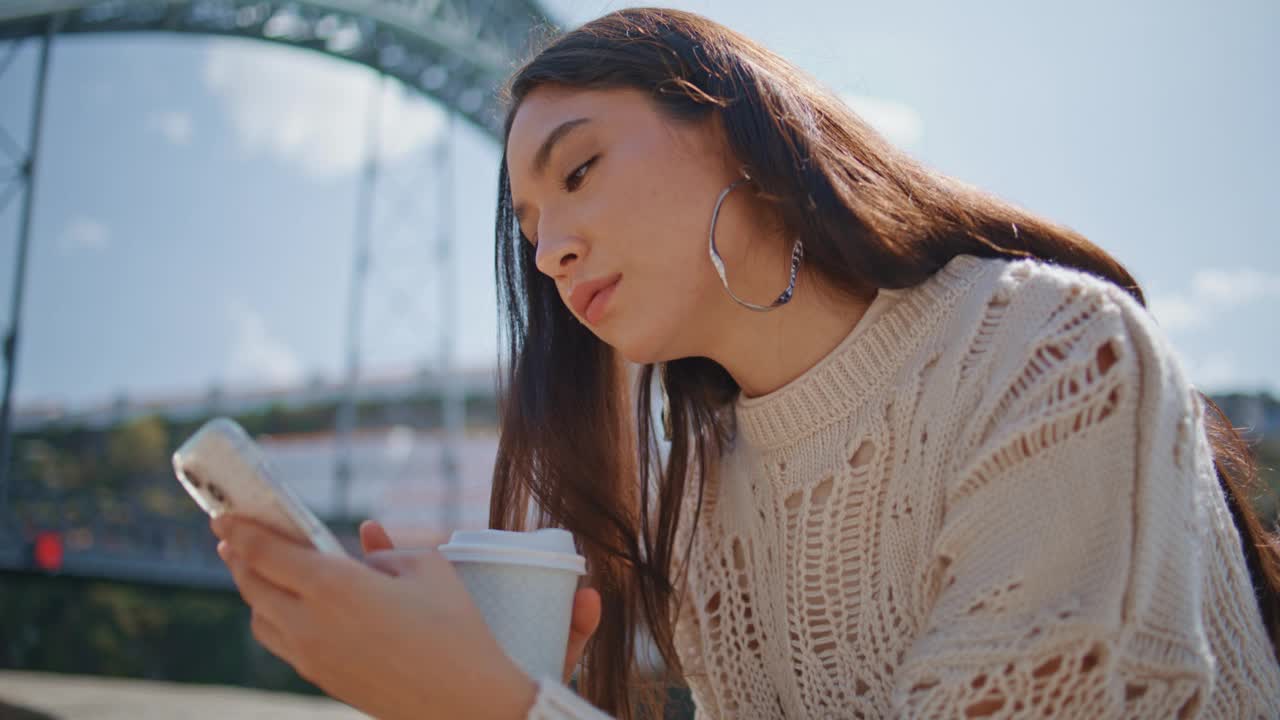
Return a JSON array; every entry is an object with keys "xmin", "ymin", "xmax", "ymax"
[
  {"xmin": 1148, "ymin": 294, "xmax": 1206, "ymax": 333},
  {"xmin": 204, "ymin": 39, "xmax": 444, "ymax": 180},
  {"xmin": 1190, "ymin": 268, "xmax": 1278, "ymax": 307},
  {"xmin": 226, "ymin": 301, "xmax": 304, "ymax": 387},
  {"xmin": 1150, "ymin": 268, "xmax": 1280, "ymax": 333},
  {"xmin": 58, "ymin": 217, "xmax": 110, "ymax": 253},
  {"xmin": 840, "ymin": 93, "xmax": 925, "ymax": 149},
  {"xmin": 1182, "ymin": 351, "xmax": 1241, "ymax": 391},
  {"xmin": 147, "ymin": 110, "xmax": 193, "ymax": 145}
]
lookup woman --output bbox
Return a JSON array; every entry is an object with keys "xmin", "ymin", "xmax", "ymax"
[{"xmin": 211, "ymin": 8, "xmax": 1280, "ymax": 718}]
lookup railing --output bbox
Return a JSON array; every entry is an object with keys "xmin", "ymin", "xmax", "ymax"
[{"xmin": 0, "ymin": 511, "xmax": 239, "ymax": 588}]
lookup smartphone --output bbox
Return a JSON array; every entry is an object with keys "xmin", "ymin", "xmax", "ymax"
[{"xmin": 172, "ymin": 417, "xmax": 347, "ymax": 556}]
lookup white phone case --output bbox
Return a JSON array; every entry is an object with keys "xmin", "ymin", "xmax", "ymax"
[{"xmin": 172, "ymin": 417, "xmax": 347, "ymax": 556}]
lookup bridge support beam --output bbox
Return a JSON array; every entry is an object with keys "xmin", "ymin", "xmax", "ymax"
[{"xmin": 0, "ymin": 14, "xmax": 60, "ymax": 539}]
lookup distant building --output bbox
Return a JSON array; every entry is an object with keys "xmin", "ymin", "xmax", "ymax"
[
  {"xmin": 1212, "ymin": 393, "xmax": 1280, "ymax": 440},
  {"xmin": 13, "ymin": 367, "xmax": 499, "ymax": 433},
  {"xmin": 259, "ymin": 428, "xmax": 498, "ymax": 533},
  {"xmin": 13, "ymin": 368, "xmax": 503, "ymax": 536}
]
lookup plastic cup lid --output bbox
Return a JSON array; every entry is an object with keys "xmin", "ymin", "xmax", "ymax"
[{"xmin": 438, "ymin": 528, "xmax": 586, "ymax": 575}]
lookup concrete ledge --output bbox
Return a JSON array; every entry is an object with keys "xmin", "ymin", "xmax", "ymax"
[{"xmin": 0, "ymin": 671, "xmax": 367, "ymax": 719}]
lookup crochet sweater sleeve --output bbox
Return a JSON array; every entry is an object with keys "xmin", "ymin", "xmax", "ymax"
[
  {"xmin": 892, "ymin": 274, "xmax": 1218, "ymax": 717},
  {"xmin": 525, "ymin": 677, "xmax": 616, "ymax": 720}
]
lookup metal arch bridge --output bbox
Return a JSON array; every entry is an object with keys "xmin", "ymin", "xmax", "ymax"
[
  {"xmin": 0, "ymin": 0, "xmax": 557, "ymax": 586},
  {"xmin": 0, "ymin": 0, "xmax": 555, "ymax": 138}
]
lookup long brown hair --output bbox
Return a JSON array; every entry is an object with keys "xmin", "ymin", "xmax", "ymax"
[{"xmin": 489, "ymin": 8, "xmax": 1280, "ymax": 717}]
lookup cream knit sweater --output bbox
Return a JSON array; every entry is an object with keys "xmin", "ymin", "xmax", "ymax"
[{"xmin": 527, "ymin": 255, "xmax": 1280, "ymax": 719}]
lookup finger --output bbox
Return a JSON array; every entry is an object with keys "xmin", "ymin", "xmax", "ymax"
[
  {"xmin": 363, "ymin": 548, "xmax": 430, "ymax": 577},
  {"xmin": 249, "ymin": 610, "xmax": 292, "ymax": 662},
  {"xmin": 359, "ymin": 520, "xmax": 395, "ymax": 554},
  {"xmin": 218, "ymin": 540, "xmax": 300, "ymax": 617},
  {"xmin": 215, "ymin": 515, "xmax": 341, "ymax": 598},
  {"xmin": 563, "ymin": 587, "xmax": 602, "ymax": 684}
]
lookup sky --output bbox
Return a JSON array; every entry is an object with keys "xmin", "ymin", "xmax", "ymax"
[{"xmin": 0, "ymin": 0, "xmax": 1277, "ymax": 414}]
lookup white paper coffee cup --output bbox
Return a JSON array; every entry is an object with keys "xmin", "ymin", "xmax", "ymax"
[{"xmin": 438, "ymin": 528, "xmax": 586, "ymax": 683}]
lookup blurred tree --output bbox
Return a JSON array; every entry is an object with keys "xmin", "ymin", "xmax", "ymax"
[
  {"xmin": 106, "ymin": 416, "xmax": 170, "ymax": 487},
  {"xmin": 0, "ymin": 574, "xmax": 319, "ymax": 694},
  {"xmin": 1253, "ymin": 435, "xmax": 1280, "ymax": 527}
]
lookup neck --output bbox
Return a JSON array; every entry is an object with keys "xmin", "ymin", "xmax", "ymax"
[
  {"xmin": 707, "ymin": 271, "xmax": 873, "ymax": 399},
  {"xmin": 687, "ymin": 180, "xmax": 871, "ymax": 398}
]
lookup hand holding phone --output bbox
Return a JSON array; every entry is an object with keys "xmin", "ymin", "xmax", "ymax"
[{"xmin": 172, "ymin": 417, "xmax": 347, "ymax": 556}]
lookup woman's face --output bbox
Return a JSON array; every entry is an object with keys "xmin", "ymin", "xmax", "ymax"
[{"xmin": 506, "ymin": 86, "xmax": 761, "ymax": 365}]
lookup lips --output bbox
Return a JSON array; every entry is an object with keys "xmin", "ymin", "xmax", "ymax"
[{"xmin": 568, "ymin": 273, "xmax": 622, "ymax": 323}]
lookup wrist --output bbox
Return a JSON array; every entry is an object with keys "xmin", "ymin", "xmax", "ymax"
[{"xmin": 489, "ymin": 663, "xmax": 539, "ymax": 720}]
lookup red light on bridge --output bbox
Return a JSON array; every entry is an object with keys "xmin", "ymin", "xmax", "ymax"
[{"xmin": 33, "ymin": 531, "xmax": 63, "ymax": 572}]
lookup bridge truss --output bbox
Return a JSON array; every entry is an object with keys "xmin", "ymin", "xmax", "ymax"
[{"xmin": 0, "ymin": 0, "xmax": 555, "ymax": 583}]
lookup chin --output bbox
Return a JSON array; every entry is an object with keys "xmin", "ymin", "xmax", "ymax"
[
  {"xmin": 604, "ymin": 325, "xmax": 681, "ymax": 367},
  {"xmin": 617, "ymin": 347, "xmax": 664, "ymax": 366}
]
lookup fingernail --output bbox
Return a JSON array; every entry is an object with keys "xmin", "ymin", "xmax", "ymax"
[{"xmin": 217, "ymin": 540, "xmax": 235, "ymax": 562}]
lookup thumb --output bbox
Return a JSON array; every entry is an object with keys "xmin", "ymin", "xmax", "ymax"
[
  {"xmin": 563, "ymin": 587, "xmax": 602, "ymax": 684},
  {"xmin": 359, "ymin": 520, "xmax": 395, "ymax": 554}
]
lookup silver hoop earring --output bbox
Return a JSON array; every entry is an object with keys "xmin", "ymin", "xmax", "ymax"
[
  {"xmin": 707, "ymin": 177, "xmax": 804, "ymax": 312},
  {"xmin": 659, "ymin": 362, "xmax": 673, "ymax": 441}
]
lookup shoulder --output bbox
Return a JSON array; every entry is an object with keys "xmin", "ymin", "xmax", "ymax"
[
  {"xmin": 958, "ymin": 254, "xmax": 1177, "ymax": 383},
  {"xmin": 920, "ymin": 254, "xmax": 1149, "ymax": 366},
  {"xmin": 975, "ymin": 255, "xmax": 1142, "ymax": 333},
  {"xmin": 985, "ymin": 256, "xmax": 1190, "ymax": 396},
  {"xmin": 947, "ymin": 256, "xmax": 1199, "ymax": 466}
]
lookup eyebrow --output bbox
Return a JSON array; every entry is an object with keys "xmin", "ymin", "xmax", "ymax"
[{"xmin": 513, "ymin": 117, "xmax": 591, "ymax": 224}]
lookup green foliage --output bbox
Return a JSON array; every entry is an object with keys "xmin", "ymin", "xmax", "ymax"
[
  {"xmin": 105, "ymin": 417, "xmax": 170, "ymax": 487},
  {"xmin": 237, "ymin": 403, "xmax": 338, "ymax": 437},
  {"xmin": 0, "ymin": 573, "xmax": 319, "ymax": 694},
  {"xmin": 1253, "ymin": 435, "xmax": 1280, "ymax": 526}
]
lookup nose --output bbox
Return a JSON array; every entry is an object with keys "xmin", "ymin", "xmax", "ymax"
[{"xmin": 534, "ymin": 230, "xmax": 587, "ymax": 278}]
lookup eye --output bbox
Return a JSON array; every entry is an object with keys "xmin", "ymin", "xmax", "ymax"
[{"xmin": 561, "ymin": 155, "xmax": 598, "ymax": 192}]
